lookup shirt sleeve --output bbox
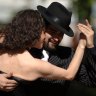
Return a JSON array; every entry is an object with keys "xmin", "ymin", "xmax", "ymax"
[{"xmin": 75, "ymin": 46, "xmax": 96, "ymax": 87}]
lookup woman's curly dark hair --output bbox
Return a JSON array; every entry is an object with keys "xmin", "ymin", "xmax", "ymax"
[{"xmin": 0, "ymin": 9, "xmax": 45, "ymax": 54}]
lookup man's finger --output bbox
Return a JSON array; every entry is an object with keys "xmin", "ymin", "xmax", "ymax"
[
  {"xmin": 6, "ymin": 79, "xmax": 18, "ymax": 84},
  {"xmin": 0, "ymin": 86, "xmax": 16, "ymax": 92},
  {"xmin": 4, "ymin": 73, "xmax": 13, "ymax": 78},
  {"xmin": 85, "ymin": 19, "xmax": 92, "ymax": 28}
]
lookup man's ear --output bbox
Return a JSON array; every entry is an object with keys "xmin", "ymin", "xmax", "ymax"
[{"xmin": 59, "ymin": 34, "xmax": 74, "ymax": 48}]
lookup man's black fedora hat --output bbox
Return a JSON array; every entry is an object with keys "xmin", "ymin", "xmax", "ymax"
[{"xmin": 37, "ymin": 2, "xmax": 74, "ymax": 37}]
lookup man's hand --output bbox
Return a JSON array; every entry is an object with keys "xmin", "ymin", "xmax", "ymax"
[
  {"xmin": 77, "ymin": 19, "xmax": 94, "ymax": 48},
  {"xmin": 0, "ymin": 73, "xmax": 18, "ymax": 92}
]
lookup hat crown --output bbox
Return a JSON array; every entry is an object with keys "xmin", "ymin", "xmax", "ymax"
[
  {"xmin": 37, "ymin": 2, "xmax": 74, "ymax": 37},
  {"xmin": 46, "ymin": 2, "xmax": 72, "ymax": 28}
]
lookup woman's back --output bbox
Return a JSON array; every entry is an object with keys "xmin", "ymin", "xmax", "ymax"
[
  {"xmin": 0, "ymin": 50, "xmax": 46, "ymax": 96},
  {"xmin": 0, "ymin": 50, "xmax": 41, "ymax": 81}
]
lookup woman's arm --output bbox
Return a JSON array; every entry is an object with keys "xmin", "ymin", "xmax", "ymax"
[
  {"xmin": 38, "ymin": 39, "xmax": 86, "ymax": 80},
  {"xmin": 21, "ymin": 38, "xmax": 86, "ymax": 81}
]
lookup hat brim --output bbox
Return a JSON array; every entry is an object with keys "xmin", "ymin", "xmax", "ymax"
[{"xmin": 37, "ymin": 6, "xmax": 74, "ymax": 37}]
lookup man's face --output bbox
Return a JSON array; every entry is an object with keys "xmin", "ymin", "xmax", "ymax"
[{"xmin": 44, "ymin": 26, "xmax": 64, "ymax": 51}]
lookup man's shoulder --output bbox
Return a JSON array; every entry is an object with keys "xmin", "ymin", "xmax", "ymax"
[{"xmin": 49, "ymin": 46, "xmax": 74, "ymax": 59}]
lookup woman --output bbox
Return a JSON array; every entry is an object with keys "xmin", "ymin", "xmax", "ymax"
[{"xmin": 0, "ymin": 9, "xmax": 86, "ymax": 95}]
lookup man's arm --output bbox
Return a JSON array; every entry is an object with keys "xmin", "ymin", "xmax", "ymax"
[{"xmin": 75, "ymin": 20, "xmax": 96, "ymax": 87}]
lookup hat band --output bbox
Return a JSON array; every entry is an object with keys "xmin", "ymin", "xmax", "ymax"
[{"xmin": 45, "ymin": 11, "xmax": 69, "ymax": 29}]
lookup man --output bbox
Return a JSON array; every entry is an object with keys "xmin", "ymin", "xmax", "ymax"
[
  {"xmin": 14, "ymin": 2, "xmax": 96, "ymax": 96},
  {"xmin": 0, "ymin": 2, "xmax": 96, "ymax": 95},
  {"xmin": 37, "ymin": 1, "xmax": 96, "ymax": 86},
  {"xmin": 30, "ymin": 2, "xmax": 96, "ymax": 96}
]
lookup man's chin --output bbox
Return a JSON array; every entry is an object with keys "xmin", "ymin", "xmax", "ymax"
[{"xmin": 49, "ymin": 43, "xmax": 56, "ymax": 48}]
